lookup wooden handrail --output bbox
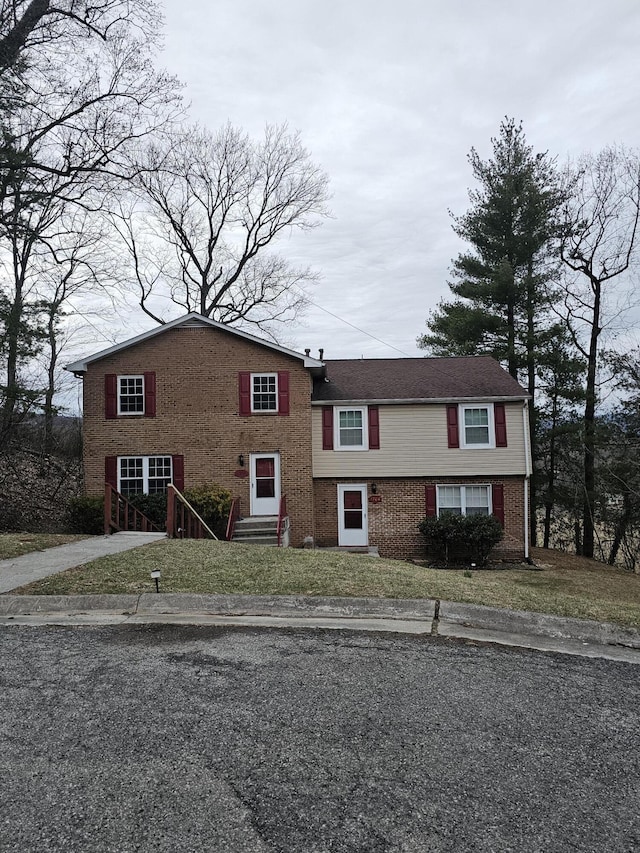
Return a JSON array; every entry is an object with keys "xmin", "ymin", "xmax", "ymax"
[
  {"xmin": 226, "ymin": 497, "xmax": 241, "ymax": 541},
  {"xmin": 104, "ymin": 484, "xmax": 163, "ymax": 535},
  {"xmin": 166, "ymin": 484, "xmax": 218, "ymax": 540},
  {"xmin": 277, "ymin": 494, "xmax": 288, "ymax": 547}
]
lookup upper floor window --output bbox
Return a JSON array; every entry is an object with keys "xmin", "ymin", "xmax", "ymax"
[
  {"xmin": 105, "ymin": 372, "xmax": 156, "ymax": 419},
  {"xmin": 238, "ymin": 371, "xmax": 290, "ymax": 417},
  {"xmin": 460, "ymin": 405, "xmax": 494, "ymax": 448},
  {"xmin": 118, "ymin": 375, "xmax": 145, "ymax": 415},
  {"xmin": 119, "ymin": 455, "xmax": 172, "ymax": 495},
  {"xmin": 321, "ymin": 405, "xmax": 380, "ymax": 451},
  {"xmin": 335, "ymin": 407, "xmax": 368, "ymax": 450},
  {"xmin": 252, "ymin": 373, "xmax": 278, "ymax": 412}
]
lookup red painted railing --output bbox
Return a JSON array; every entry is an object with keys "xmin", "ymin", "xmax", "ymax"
[
  {"xmin": 226, "ymin": 497, "xmax": 241, "ymax": 541},
  {"xmin": 166, "ymin": 484, "xmax": 218, "ymax": 540},
  {"xmin": 104, "ymin": 484, "xmax": 163, "ymax": 535},
  {"xmin": 277, "ymin": 494, "xmax": 288, "ymax": 547}
]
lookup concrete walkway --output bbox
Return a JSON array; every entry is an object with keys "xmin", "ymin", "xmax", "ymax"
[
  {"xmin": 1, "ymin": 536, "xmax": 640, "ymax": 664},
  {"xmin": 0, "ymin": 532, "xmax": 166, "ymax": 593}
]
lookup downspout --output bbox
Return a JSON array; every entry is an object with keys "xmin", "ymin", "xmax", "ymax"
[{"xmin": 522, "ymin": 401, "xmax": 532, "ymax": 562}]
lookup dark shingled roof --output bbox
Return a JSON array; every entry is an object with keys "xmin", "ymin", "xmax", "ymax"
[{"xmin": 312, "ymin": 356, "xmax": 528, "ymax": 402}]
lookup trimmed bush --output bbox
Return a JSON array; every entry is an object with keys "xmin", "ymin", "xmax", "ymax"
[
  {"xmin": 183, "ymin": 483, "xmax": 233, "ymax": 539},
  {"xmin": 127, "ymin": 493, "xmax": 167, "ymax": 529},
  {"xmin": 418, "ymin": 513, "xmax": 503, "ymax": 567},
  {"xmin": 67, "ymin": 496, "xmax": 104, "ymax": 535}
]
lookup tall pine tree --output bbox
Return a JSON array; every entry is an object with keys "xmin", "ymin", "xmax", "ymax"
[{"xmin": 418, "ymin": 119, "xmax": 570, "ymax": 545}]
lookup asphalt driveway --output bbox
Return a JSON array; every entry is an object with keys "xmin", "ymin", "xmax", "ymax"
[{"xmin": 1, "ymin": 624, "xmax": 639, "ymax": 852}]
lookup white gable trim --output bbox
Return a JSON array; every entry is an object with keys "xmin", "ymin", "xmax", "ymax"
[{"xmin": 65, "ymin": 313, "xmax": 325, "ymax": 373}]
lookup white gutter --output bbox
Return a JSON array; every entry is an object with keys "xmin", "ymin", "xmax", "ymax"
[
  {"xmin": 311, "ymin": 395, "xmax": 529, "ymax": 406},
  {"xmin": 523, "ymin": 401, "xmax": 532, "ymax": 561}
]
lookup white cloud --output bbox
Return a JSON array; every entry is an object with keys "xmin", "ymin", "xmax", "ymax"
[{"xmin": 117, "ymin": 0, "xmax": 640, "ymax": 359}]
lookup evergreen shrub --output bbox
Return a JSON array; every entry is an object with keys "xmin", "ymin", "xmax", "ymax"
[
  {"xmin": 418, "ymin": 513, "xmax": 503, "ymax": 567},
  {"xmin": 183, "ymin": 483, "xmax": 233, "ymax": 538},
  {"xmin": 66, "ymin": 496, "xmax": 104, "ymax": 535},
  {"xmin": 127, "ymin": 493, "xmax": 167, "ymax": 528}
]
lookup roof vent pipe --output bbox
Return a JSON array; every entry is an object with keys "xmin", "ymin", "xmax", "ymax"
[
  {"xmin": 305, "ymin": 348, "xmax": 310, "ymax": 356},
  {"xmin": 319, "ymin": 348, "xmax": 324, "ymax": 360}
]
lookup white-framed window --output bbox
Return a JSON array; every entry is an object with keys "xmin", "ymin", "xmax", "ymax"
[
  {"xmin": 438, "ymin": 485, "xmax": 491, "ymax": 516},
  {"xmin": 251, "ymin": 373, "xmax": 278, "ymax": 412},
  {"xmin": 335, "ymin": 407, "xmax": 368, "ymax": 450},
  {"xmin": 460, "ymin": 404, "xmax": 494, "ymax": 448},
  {"xmin": 118, "ymin": 456, "xmax": 172, "ymax": 496},
  {"xmin": 118, "ymin": 375, "xmax": 145, "ymax": 415}
]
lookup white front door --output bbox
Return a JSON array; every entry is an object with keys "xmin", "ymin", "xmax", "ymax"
[
  {"xmin": 250, "ymin": 453, "xmax": 281, "ymax": 516},
  {"xmin": 338, "ymin": 484, "xmax": 368, "ymax": 546}
]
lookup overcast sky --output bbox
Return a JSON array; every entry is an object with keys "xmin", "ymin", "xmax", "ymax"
[{"xmin": 121, "ymin": 1, "xmax": 640, "ymax": 360}]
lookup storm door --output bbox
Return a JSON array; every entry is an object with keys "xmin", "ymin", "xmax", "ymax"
[
  {"xmin": 337, "ymin": 484, "xmax": 368, "ymax": 546},
  {"xmin": 250, "ymin": 453, "xmax": 281, "ymax": 516}
]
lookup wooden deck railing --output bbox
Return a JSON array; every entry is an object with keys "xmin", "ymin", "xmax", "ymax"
[
  {"xmin": 277, "ymin": 494, "xmax": 289, "ymax": 547},
  {"xmin": 166, "ymin": 484, "xmax": 218, "ymax": 540},
  {"xmin": 225, "ymin": 497, "xmax": 241, "ymax": 541},
  {"xmin": 104, "ymin": 484, "xmax": 163, "ymax": 535}
]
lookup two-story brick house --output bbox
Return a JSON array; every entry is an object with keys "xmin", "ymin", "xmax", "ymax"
[{"xmin": 66, "ymin": 312, "xmax": 531, "ymax": 560}]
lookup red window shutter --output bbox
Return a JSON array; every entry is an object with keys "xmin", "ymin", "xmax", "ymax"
[
  {"xmin": 494, "ymin": 403, "xmax": 507, "ymax": 447},
  {"xmin": 322, "ymin": 406, "xmax": 334, "ymax": 450},
  {"xmin": 425, "ymin": 485, "xmax": 437, "ymax": 516},
  {"xmin": 368, "ymin": 406, "xmax": 380, "ymax": 449},
  {"xmin": 446, "ymin": 404, "xmax": 459, "ymax": 448},
  {"xmin": 105, "ymin": 374, "xmax": 117, "ymax": 419},
  {"xmin": 238, "ymin": 372, "xmax": 251, "ymax": 416},
  {"xmin": 172, "ymin": 455, "xmax": 185, "ymax": 492},
  {"xmin": 277, "ymin": 371, "xmax": 290, "ymax": 416},
  {"xmin": 105, "ymin": 456, "xmax": 118, "ymax": 489},
  {"xmin": 492, "ymin": 483, "xmax": 505, "ymax": 527},
  {"xmin": 144, "ymin": 372, "xmax": 156, "ymax": 418}
]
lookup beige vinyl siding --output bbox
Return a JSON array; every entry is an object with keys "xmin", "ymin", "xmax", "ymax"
[{"xmin": 312, "ymin": 402, "xmax": 528, "ymax": 477}]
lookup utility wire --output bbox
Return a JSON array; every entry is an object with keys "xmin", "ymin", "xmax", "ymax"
[
  {"xmin": 302, "ymin": 294, "xmax": 414, "ymax": 357},
  {"xmin": 66, "ymin": 292, "xmax": 414, "ymax": 358}
]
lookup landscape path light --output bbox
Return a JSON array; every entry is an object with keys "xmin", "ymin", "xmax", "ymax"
[{"xmin": 150, "ymin": 569, "xmax": 161, "ymax": 593}]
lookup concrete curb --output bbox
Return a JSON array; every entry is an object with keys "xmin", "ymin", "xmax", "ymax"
[
  {"xmin": 438, "ymin": 600, "xmax": 640, "ymax": 650},
  {"xmin": 0, "ymin": 593, "xmax": 436, "ymax": 621},
  {"xmin": 0, "ymin": 594, "xmax": 140, "ymax": 614},
  {"xmin": 135, "ymin": 593, "xmax": 436, "ymax": 620},
  {"xmin": 1, "ymin": 592, "xmax": 639, "ymax": 651}
]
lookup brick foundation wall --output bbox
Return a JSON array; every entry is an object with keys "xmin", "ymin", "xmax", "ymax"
[
  {"xmin": 82, "ymin": 326, "xmax": 315, "ymax": 545},
  {"xmin": 313, "ymin": 476, "xmax": 528, "ymax": 560}
]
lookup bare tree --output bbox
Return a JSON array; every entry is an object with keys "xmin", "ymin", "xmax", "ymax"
[
  {"xmin": 0, "ymin": 0, "xmax": 181, "ymax": 446},
  {"xmin": 36, "ymin": 207, "xmax": 115, "ymax": 450},
  {"xmin": 559, "ymin": 146, "xmax": 640, "ymax": 558},
  {"xmin": 113, "ymin": 122, "xmax": 330, "ymax": 334},
  {"xmin": 0, "ymin": 1, "xmax": 161, "ymax": 75},
  {"xmin": 0, "ymin": 0, "xmax": 181, "ymax": 225}
]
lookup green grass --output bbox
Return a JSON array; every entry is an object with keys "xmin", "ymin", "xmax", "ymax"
[
  {"xmin": 0, "ymin": 532, "xmax": 89, "ymax": 560},
  {"xmin": 12, "ymin": 539, "xmax": 640, "ymax": 630}
]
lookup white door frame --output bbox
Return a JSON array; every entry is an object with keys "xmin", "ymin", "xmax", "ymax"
[
  {"xmin": 250, "ymin": 452, "xmax": 281, "ymax": 516},
  {"xmin": 337, "ymin": 483, "xmax": 368, "ymax": 547}
]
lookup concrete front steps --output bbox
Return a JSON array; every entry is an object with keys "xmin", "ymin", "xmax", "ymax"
[{"xmin": 232, "ymin": 516, "xmax": 280, "ymax": 546}]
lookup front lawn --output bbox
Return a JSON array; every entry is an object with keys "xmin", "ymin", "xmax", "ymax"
[{"xmin": 11, "ymin": 539, "xmax": 640, "ymax": 630}]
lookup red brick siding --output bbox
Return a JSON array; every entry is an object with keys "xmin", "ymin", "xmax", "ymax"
[
  {"xmin": 313, "ymin": 476, "xmax": 528, "ymax": 560},
  {"xmin": 82, "ymin": 326, "xmax": 315, "ymax": 545}
]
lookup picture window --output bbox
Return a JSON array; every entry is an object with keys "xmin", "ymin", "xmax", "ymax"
[
  {"xmin": 119, "ymin": 456, "xmax": 172, "ymax": 495},
  {"xmin": 437, "ymin": 484, "xmax": 490, "ymax": 516}
]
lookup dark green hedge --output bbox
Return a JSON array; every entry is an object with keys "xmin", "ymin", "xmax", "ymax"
[
  {"xmin": 418, "ymin": 513, "xmax": 503, "ymax": 567},
  {"xmin": 66, "ymin": 496, "xmax": 104, "ymax": 535}
]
